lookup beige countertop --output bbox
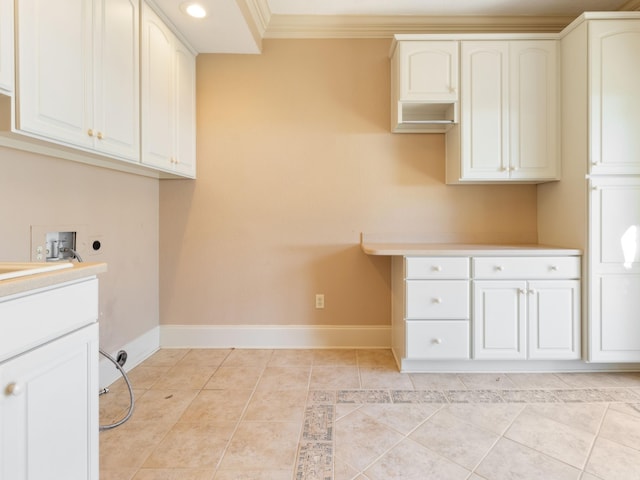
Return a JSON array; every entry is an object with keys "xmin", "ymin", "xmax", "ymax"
[
  {"xmin": 0, "ymin": 262, "xmax": 107, "ymax": 299},
  {"xmin": 361, "ymin": 242, "xmax": 582, "ymax": 256}
]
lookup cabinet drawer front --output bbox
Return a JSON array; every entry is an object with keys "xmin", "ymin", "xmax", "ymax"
[
  {"xmin": 406, "ymin": 321, "xmax": 470, "ymax": 359},
  {"xmin": 472, "ymin": 257, "xmax": 580, "ymax": 279},
  {"xmin": 406, "ymin": 257, "xmax": 469, "ymax": 279},
  {"xmin": 406, "ymin": 280, "xmax": 469, "ymax": 319},
  {"xmin": 0, "ymin": 278, "xmax": 98, "ymax": 363}
]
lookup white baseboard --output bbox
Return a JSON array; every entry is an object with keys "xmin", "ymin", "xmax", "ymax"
[
  {"xmin": 159, "ymin": 324, "xmax": 392, "ymax": 349},
  {"xmin": 99, "ymin": 327, "xmax": 160, "ymax": 389}
]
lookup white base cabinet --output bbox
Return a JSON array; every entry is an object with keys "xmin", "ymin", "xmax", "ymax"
[
  {"xmin": 474, "ymin": 279, "xmax": 580, "ymax": 360},
  {"xmin": 0, "ymin": 324, "xmax": 98, "ymax": 480},
  {"xmin": 0, "ymin": 277, "xmax": 100, "ymax": 480},
  {"xmin": 391, "ymin": 250, "xmax": 581, "ymax": 369}
]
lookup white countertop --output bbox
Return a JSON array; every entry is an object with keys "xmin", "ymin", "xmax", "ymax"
[
  {"xmin": 0, "ymin": 262, "xmax": 107, "ymax": 298},
  {"xmin": 361, "ymin": 242, "xmax": 582, "ymax": 256}
]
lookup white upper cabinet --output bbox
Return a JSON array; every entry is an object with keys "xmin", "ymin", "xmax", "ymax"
[
  {"xmin": 390, "ymin": 39, "xmax": 459, "ymax": 133},
  {"xmin": 0, "ymin": 0, "xmax": 13, "ymax": 94},
  {"xmin": 459, "ymin": 41, "xmax": 510, "ymax": 181},
  {"xmin": 15, "ymin": 0, "xmax": 140, "ymax": 161},
  {"xmin": 449, "ymin": 40, "xmax": 559, "ymax": 183},
  {"xmin": 16, "ymin": 0, "xmax": 93, "ymax": 148},
  {"xmin": 396, "ymin": 41, "xmax": 458, "ymax": 102},
  {"xmin": 93, "ymin": 0, "xmax": 140, "ymax": 161},
  {"xmin": 141, "ymin": 2, "xmax": 196, "ymax": 178},
  {"xmin": 589, "ymin": 20, "xmax": 640, "ymax": 175}
]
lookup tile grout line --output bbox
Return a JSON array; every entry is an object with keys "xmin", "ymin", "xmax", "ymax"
[{"xmin": 580, "ymin": 401, "xmax": 611, "ymax": 477}]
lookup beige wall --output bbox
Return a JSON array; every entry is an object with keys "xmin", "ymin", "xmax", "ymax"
[
  {"xmin": 0, "ymin": 147, "xmax": 159, "ymax": 352},
  {"xmin": 159, "ymin": 39, "xmax": 539, "ymax": 328}
]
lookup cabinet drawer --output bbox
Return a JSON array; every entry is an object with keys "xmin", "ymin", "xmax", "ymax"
[
  {"xmin": 0, "ymin": 279, "xmax": 98, "ymax": 363},
  {"xmin": 406, "ymin": 280, "xmax": 469, "ymax": 319},
  {"xmin": 406, "ymin": 257, "xmax": 469, "ymax": 279},
  {"xmin": 406, "ymin": 320, "xmax": 470, "ymax": 359},
  {"xmin": 472, "ymin": 257, "xmax": 580, "ymax": 279}
]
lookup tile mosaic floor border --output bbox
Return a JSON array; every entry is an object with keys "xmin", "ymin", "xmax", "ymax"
[{"xmin": 296, "ymin": 388, "xmax": 640, "ymax": 480}]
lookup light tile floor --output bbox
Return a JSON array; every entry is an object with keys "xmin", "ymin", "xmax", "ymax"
[{"xmin": 99, "ymin": 348, "xmax": 640, "ymax": 480}]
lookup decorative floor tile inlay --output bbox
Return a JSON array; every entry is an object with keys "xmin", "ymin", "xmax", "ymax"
[
  {"xmin": 337, "ymin": 389, "xmax": 392, "ymax": 404},
  {"xmin": 303, "ymin": 405, "xmax": 334, "ymax": 441},
  {"xmin": 295, "ymin": 442, "xmax": 333, "ymax": 480},
  {"xmin": 391, "ymin": 389, "xmax": 447, "ymax": 403},
  {"xmin": 294, "ymin": 388, "xmax": 640, "ymax": 479}
]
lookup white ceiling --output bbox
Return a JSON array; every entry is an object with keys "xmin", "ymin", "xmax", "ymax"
[{"xmin": 151, "ymin": 0, "xmax": 639, "ymax": 54}]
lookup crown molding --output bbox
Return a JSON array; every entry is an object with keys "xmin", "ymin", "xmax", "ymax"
[
  {"xmin": 261, "ymin": 14, "xmax": 575, "ymax": 38},
  {"xmin": 241, "ymin": 0, "xmax": 640, "ymax": 41}
]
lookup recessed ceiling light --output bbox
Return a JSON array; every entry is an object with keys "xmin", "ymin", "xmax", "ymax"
[{"xmin": 180, "ymin": 2, "xmax": 207, "ymax": 19}]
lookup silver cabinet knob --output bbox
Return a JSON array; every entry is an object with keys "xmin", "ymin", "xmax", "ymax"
[
  {"xmin": 550, "ymin": 265, "xmax": 558, "ymax": 271},
  {"xmin": 432, "ymin": 265, "xmax": 442, "ymax": 272},
  {"xmin": 495, "ymin": 266, "xmax": 503, "ymax": 272},
  {"xmin": 433, "ymin": 298, "xmax": 442, "ymax": 304},
  {"xmin": 432, "ymin": 338, "xmax": 443, "ymax": 345}
]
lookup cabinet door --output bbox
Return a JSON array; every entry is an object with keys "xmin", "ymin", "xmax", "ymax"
[
  {"xmin": 0, "ymin": 324, "xmax": 98, "ymax": 480},
  {"xmin": 0, "ymin": 0, "xmax": 13, "ymax": 94},
  {"xmin": 590, "ymin": 20, "xmax": 640, "ymax": 174},
  {"xmin": 509, "ymin": 41, "xmax": 559, "ymax": 181},
  {"xmin": 141, "ymin": 3, "xmax": 174, "ymax": 170},
  {"xmin": 590, "ymin": 176, "xmax": 640, "ymax": 275},
  {"xmin": 398, "ymin": 41, "xmax": 458, "ymax": 102},
  {"xmin": 93, "ymin": 0, "xmax": 140, "ymax": 161},
  {"xmin": 15, "ymin": 0, "xmax": 93, "ymax": 147},
  {"xmin": 590, "ymin": 274, "xmax": 640, "ymax": 362},
  {"xmin": 528, "ymin": 280, "xmax": 580, "ymax": 360},
  {"xmin": 173, "ymin": 40, "xmax": 196, "ymax": 177},
  {"xmin": 460, "ymin": 42, "xmax": 510, "ymax": 180},
  {"xmin": 473, "ymin": 280, "xmax": 526, "ymax": 359}
]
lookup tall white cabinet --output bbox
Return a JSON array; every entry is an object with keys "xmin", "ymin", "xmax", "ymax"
[
  {"xmin": 0, "ymin": 0, "xmax": 13, "ymax": 94},
  {"xmin": 538, "ymin": 13, "xmax": 640, "ymax": 362}
]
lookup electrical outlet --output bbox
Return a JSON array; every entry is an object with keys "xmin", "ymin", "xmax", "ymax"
[{"xmin": 315, "ymin": 294, "xmax": 325, "ymax": 309}]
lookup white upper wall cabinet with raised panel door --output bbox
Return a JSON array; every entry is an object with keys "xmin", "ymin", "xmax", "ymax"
[
  {"xmin": 0, "ymin": 0, "xmax": 13, "ymax": 94},
  {"xmin": 141, "ymin": 2, "xmax": 196, "ymax": 178},
  {"xmin": 0, "ymin": 0, "xmax": 195, "ymax": 178},
  {"xmin": 589, "ymin": 20, "xmax": 640, "ymax": 175},
  {"xmin": 447, "ymin": 40, "xmax": 559, "ymax": 183},
  {"xmin": 16, "ymin": 0, "xmax": 93, "ymax": 149},
  {"xmin": 390, "ymin": 39, "xmax": 459, "ymax": 133},
  {"xmin": 15, "ymin": 0, "xmax": 140, "ymax": 162}
]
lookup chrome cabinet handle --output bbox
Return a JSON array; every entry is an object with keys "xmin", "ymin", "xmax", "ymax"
[
  {"xmin": 432, "ymin": 298, "xmax": 442, "ymax": 304},
  {"xmin": 432, "ymin": 265, "xmax": 442, "ymax": 272},
  {"xmin": 432, "ymin": 338, "xmax": 443, "ymax": 345}
]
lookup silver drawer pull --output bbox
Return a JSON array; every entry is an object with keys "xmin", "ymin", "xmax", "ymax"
[
  {"xmin": 432, "ymin": 265, "xmax": 442, "ymax": 272},
  {"xmin": 432, "ymin": 298, "xmax": 442, "ymax": 304},
  {"xmin": 432, "ymin": 338, "xmax": 443, "ymax": 345},
  {"xmin": 495, "ymin": 266, "xmax": 503, "ymax": 272},
  {"xmin": 550, "ymin": 265, "xmax": 558, "ymax": 271},
  {"xmin": 518, "ymin": 288, "xmax": 527, "ymax": 294}
]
